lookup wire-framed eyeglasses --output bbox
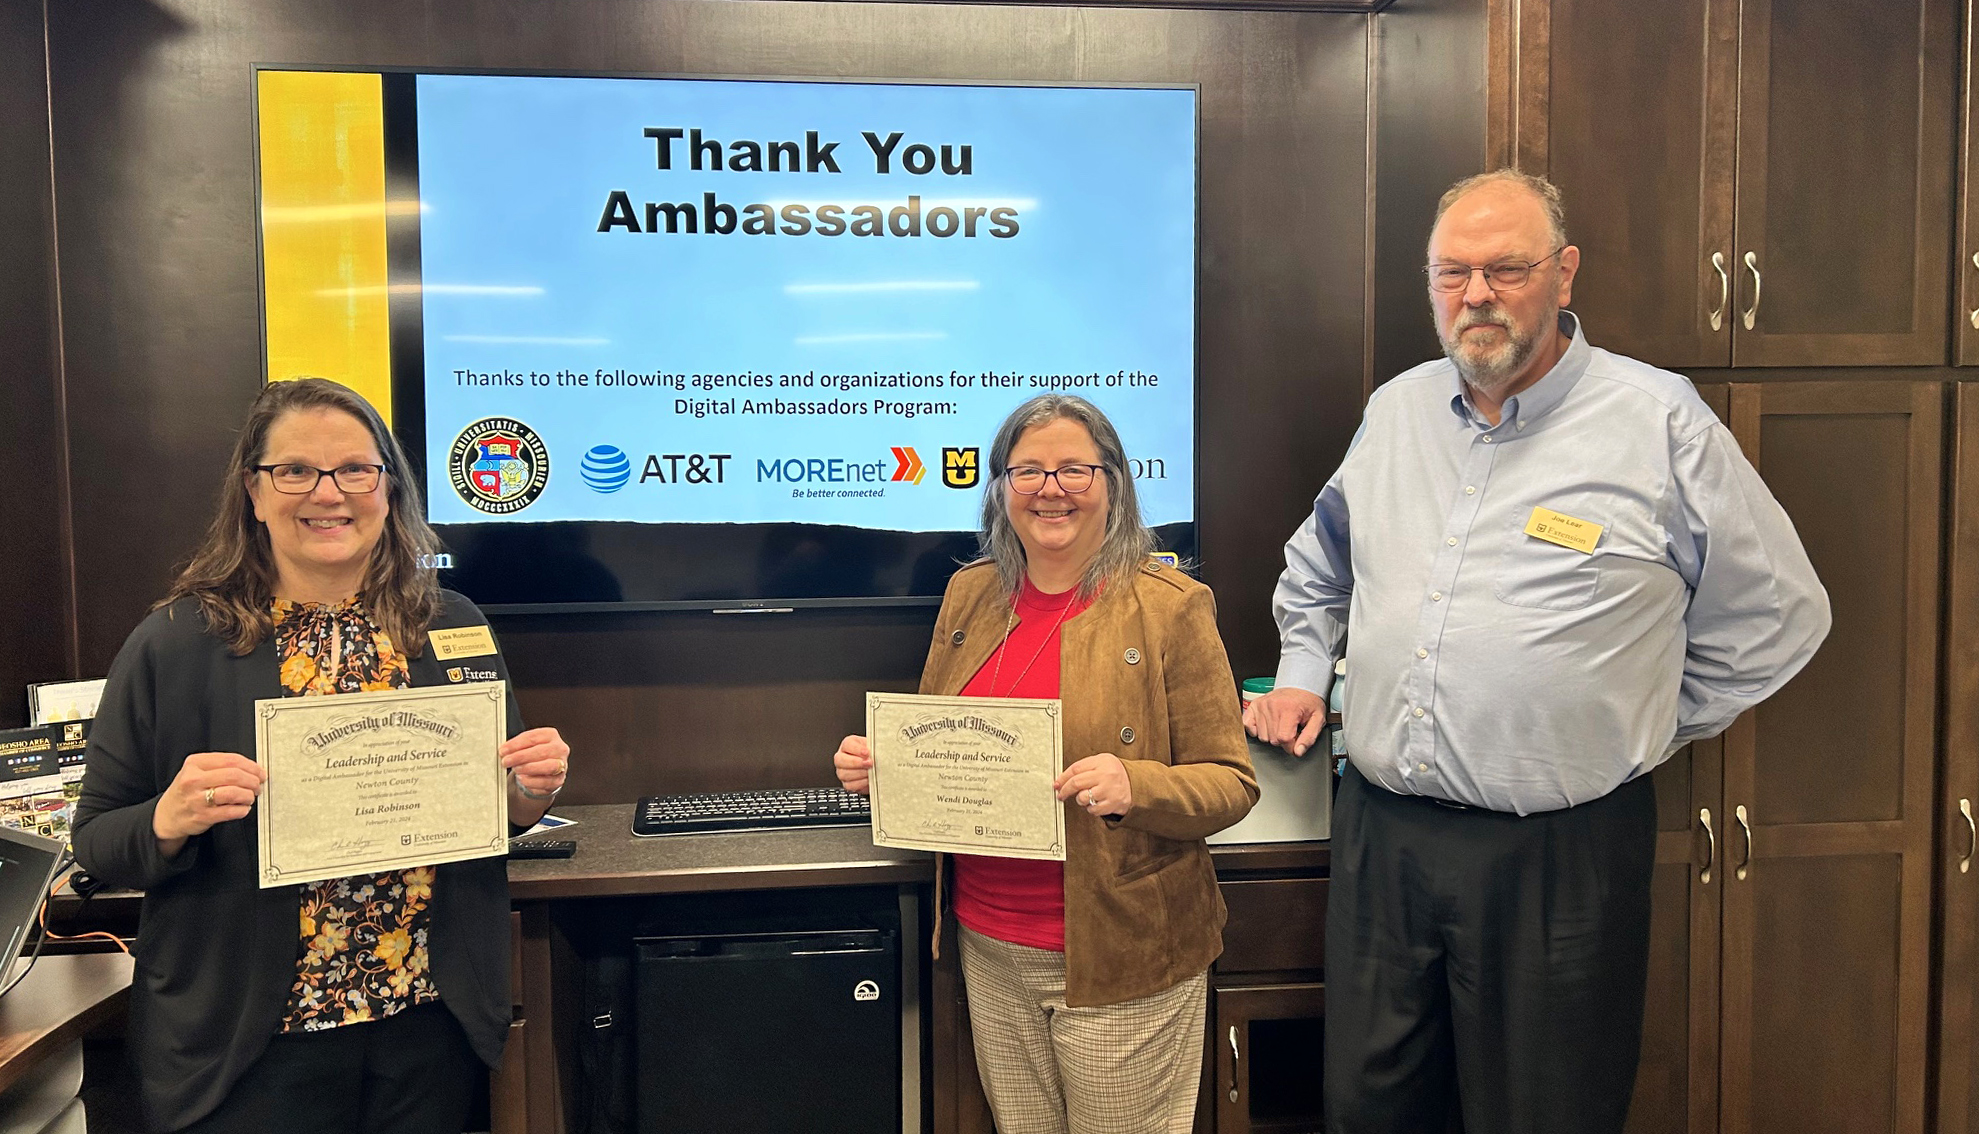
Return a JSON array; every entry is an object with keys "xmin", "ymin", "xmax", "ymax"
[{"xmin": 1423, "ymin": 246, "xmax": 1567, "ymax": 293}]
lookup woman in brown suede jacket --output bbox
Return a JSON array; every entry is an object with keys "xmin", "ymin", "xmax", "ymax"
[{"xmin": 835, "ymin": 394, "xmax": 1257, "ymax": 1134}]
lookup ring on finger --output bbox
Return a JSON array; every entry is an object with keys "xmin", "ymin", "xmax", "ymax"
[{"xmin": 203, "ymin": 787, "xmax": 216, "ymax": 807}]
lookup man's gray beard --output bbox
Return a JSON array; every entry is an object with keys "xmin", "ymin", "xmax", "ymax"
[{"xmin": 1441, "ymin": 307, "xmax": 1548, "ymax": 399}]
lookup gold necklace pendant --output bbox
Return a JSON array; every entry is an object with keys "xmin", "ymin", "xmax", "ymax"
[{"xmin": 987, "ymin": 595, "xmax": 1074, "ymax": 697}]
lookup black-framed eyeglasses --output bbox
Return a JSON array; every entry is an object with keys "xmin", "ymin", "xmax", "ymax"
[
  {"xmin": 1005, "ymin": 464, "xmax": 1104, "ymax": 495},
  {"xmin": 1423, "ymin": 245, "xmax": 1567, "ymax": 293},
  {"xmin": 253, "ymin": 463, "xmax": 387, "ymax": 495}
]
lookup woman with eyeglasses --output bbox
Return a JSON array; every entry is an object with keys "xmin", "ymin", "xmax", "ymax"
[
  {"xmin": 74, "ymin": 378, "xmax": 569, "ymax": 1133},
  {"xmin": 833, "ymin": 394, "xmax": 1256, "ymax": 1134}
]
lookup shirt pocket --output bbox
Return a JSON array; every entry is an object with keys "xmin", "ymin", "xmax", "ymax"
[{"xmin": 1493, "ymin": 507, "xmax": 1602, "ymax": 610}]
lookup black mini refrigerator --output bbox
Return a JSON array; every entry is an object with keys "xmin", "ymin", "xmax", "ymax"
[{"xmin": 634, "ymin": 924, "xmax": 901, "ymax": 1132}]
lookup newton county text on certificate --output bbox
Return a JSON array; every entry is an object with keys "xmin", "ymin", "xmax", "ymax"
[
  {"xmin": 866, "ymin": 691, "xmax": 1066, "ymax": 861},
  {"xmin": 254, "ymin": 683, "xmax": 511, "ymax": 887}
]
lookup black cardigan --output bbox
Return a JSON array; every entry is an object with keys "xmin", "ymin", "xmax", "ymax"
[{"xmin": 72, "ymin": 591, "xmax": 524, "ymax": 1131}]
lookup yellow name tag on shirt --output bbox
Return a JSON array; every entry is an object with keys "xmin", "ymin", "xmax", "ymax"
[
  {"xmin": 1524, "ymin": 507, "xmax": 1604, "ymax": 554},
  {"xmin": 429, "ymin": 625, "xmax": 498, "ymax": 660}
]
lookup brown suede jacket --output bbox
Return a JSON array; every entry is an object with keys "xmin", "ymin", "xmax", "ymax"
[{"xmin": 922, "ymin": 559, "xmax": 1259, "ymax": 1007}]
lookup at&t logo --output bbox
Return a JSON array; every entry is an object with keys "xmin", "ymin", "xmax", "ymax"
[{"xmin": 581, "ymin": 446, "xmax": 632, "ymax": 493}]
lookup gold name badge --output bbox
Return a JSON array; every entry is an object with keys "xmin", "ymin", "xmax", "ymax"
[
  {"xmin": 1524, "ymin": 506, "xmax": 1604, "ymax": 554},
  {"xmin": 429, "ymin": 625, "xmax": 498, "ymax": 660}
]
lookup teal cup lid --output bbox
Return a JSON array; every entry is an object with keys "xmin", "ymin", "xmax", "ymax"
[{"xmin": 1241, "ymin": 678, "xmax": 1275, "ymax": 696}]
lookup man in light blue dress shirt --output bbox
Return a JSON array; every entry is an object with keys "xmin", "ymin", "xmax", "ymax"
[{"xmin": 1246, "ymin": 171, "xmax": 1829, "ymax": 1134}]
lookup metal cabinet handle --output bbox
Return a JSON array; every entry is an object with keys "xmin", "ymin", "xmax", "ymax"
[
  {"xmin": 1699, "ymin": 807, "xmax": 1715, "ymax": 885},
  {"xmin": 1709, "ymin": 252, "xmax": 1729, "ymax": 331},
  {"xmin": 1228, "ymin": 1025, "xmax": 1240, "ymax": 1102},
  {"xmin": 1740, "ymin": 252, "xmax": 1762, "ymax": 330},
  {"xmin": 1734, "ymin": 804, "xmax": 1752, "ymax": 881},
  {"xmin": 1961, "ymin": 799, "xmax": 1975, "ymax": 875}
]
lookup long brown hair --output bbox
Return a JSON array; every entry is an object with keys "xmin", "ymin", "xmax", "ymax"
[{"xmin": 159, "ymin": 378, "xmax": 443, "ymax": 656}]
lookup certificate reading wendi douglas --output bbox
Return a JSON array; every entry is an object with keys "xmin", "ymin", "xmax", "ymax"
[
  {"xmin": 254, "ymin": 683, "xmax": 511, "ymax": 888},
  {"xmin": 866, "ymin": 692, "xmax": 1066, "ymax": 861}
]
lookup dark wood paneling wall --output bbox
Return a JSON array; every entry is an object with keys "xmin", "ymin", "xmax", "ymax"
[
  {"xmin": 31, "ymin": 0, "xmax": 1372, "ymax": 803},
  {"xmin": 0, "ymin": 0, "xmax": 70, "ymax": 728},
  {"xmin": 1370, "ymin": 0, "xmax": 1490, "ymax": 390}
]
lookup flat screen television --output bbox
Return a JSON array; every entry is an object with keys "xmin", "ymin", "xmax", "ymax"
[{"xmin": 258, "ymin": 69, "xmax": 1199, "ymax": 610}]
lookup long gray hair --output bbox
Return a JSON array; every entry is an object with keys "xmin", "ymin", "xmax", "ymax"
[{"xmin": 977, "ymin": 394, "xmax": 1157, "ymax": 601}]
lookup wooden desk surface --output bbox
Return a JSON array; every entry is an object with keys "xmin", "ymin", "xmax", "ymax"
[
  {"xmin": 505, "ymin": 803, "xmax": 934, "ymax": 900},
  {"xmin": 46, "ymin": 808, "xmax": 1326, "ymax": 912},
  {"xmin": 506, "ymin": 803, "xmax": 1327, "ymax": 900},
  {"xmin": 0, "ymin": 952, "xmax": 132, "ymax": 1096}
]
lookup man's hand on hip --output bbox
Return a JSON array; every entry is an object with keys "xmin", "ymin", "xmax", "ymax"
[{"xmin": 1244, "ymin": 687, "xmax": 1329, "ymax": 757}]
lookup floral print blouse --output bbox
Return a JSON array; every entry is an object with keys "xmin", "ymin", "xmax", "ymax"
[{"xmin": 272, "ymin": 598, "xmax": 441, "ymax": 1032}]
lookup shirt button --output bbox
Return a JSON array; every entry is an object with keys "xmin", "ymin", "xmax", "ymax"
[
  {"xmin": 1418, "ymin": 762, "xmax": 1430, "ymax": 772},
  {"xmin": 1123, "ymin": 648, "xmax": 1141, "ymax": 665},
  {"xmin": 950, "ymin": 631, "xmax": 966, "ymax": 646},
  {"xmin": 1446, "ymin": 537, "xmax": 1458, "ymax": 547},
  {"xmin": 1464, "ymin": 486, "xmax": 1476, "ymax": 495},
  {"xmin": 1430, "ymin": 592, "xmax": 1442, "ymax": 602},
  {"xmin": 1119, "ymin": 726, "xmax": 1136, "ymax": 745},
  {"xmin": 1416, "ymin": 648, "xmax": 1428, "ymax": 659},
  {"xmin": 1481, "ymin": 435, "xmax": 1493, "ymax": 443},
  {"xmin": 1413, "ymin": 707, "xmax": 1425, "ymax": 718}
]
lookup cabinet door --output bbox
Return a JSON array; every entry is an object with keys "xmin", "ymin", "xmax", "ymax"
[
  {"xmin": 1728, "ymin": 0, "xmax": 1956, "ymax": 365},
  {"xmin": 1959, "ymin": 1, "xmax": 1979, "ymax": 365},
  {"xmin": 1523, "ymin": 0, "xmax": 1739, "ymax": 368},
  {"xmin": 1213, "ymin": 983, "xmax": 1326, "ymax": 1134},
  {"xmin": 1935, "ymin": 382, "xmax": 1979, "ymax": 1132},
  {"xmin": 1717, "ymin": 383, "xmax": 1943, "ymax": 1134},
  {"xmin": 1625, "ymin": 739, "xmax": 1724, "ymax": 1134}
]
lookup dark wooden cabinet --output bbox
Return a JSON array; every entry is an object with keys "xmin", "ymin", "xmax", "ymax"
[
  {"xmin": 1624, "ymin": 738, "xmax": 1724, "ymax": 1134},
  {"xmin": 1959, "ymin": 2, "xmax": 1979, "ymax": 365},
  {"xmin": 1498, "ymin": 0, "xmax": 1957, "ymax": 367},
  {"xmin": 1208, "ymin": 875, "xmax": 1329, "ymax": 1134},
  {"xmin": 1935, "ymin": 382, "xmax": 1979, "ymax": 1133},
  {"xmin": 1213, "ymin": 984, "xmax": 1327, "ymax": 1134},
  {"xmin": 1630, "ymin": 381, "xmax": 1939, "ymax": 1132},
  {"xmin": 1623, "ymin": 382, "xmax": 1944, "ymax": 1134},
  {"xmin": 1503, "ymin": 0, "xmax": 1738, "ymax": 368},
  {"xmin": 1717, "ymin": 383, "xmax": 1941, "ymax": 1134}
]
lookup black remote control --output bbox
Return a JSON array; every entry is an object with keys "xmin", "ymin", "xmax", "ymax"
[{"xmin": 508, "ymin": 838, "xmax": 576, "ymax": 859}]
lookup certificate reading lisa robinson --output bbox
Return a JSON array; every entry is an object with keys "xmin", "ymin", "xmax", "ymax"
[
  {"xmin": 866, "ymin": 692, "xmax": 1066, "ymax": 860},
  {"xmin": 254, "ymin": 683, "xmax": 511, "ymax": 888}
]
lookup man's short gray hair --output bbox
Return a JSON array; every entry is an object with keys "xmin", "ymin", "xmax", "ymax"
[{"xmin": 1431, "ymin": 169, "xmax": 1568, "ymax": 251}]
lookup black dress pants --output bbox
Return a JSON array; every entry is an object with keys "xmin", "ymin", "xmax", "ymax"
[
  {"xmin": 174, "ymin": 1002, "xmax": 481, "ymax": 1134},
  {"xmin": 1324, "ymin": 763, "xmax": 1657, "ymax": 1134}
]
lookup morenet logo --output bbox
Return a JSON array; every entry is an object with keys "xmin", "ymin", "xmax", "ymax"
[
  {"xmin": 581, "ymin": 446, "xmax": 633, "ymax": 493},
  {"xmin": 757, "ymin": 450, "xmax": 918, "ymax": 485}
]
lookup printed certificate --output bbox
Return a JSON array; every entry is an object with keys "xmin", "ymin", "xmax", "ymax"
[
  {"xmin": 254, "ymin": 683, "xmax": 510, "ymax": 887},
  {"xmin": 866, "ymin": 692, "xmax": 1065, "ymax": 860}
]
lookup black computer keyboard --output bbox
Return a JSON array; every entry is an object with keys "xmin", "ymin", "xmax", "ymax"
[{"xmin": 633, "ymin": 788, "xmax": 873, "ymax": 836}]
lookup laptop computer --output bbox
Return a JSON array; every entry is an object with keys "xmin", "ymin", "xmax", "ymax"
[{"xmin": 0, "ymin": 827, "xmax": 66, "ymax": 985}]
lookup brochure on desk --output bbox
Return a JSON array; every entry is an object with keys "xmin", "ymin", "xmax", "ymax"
[{"xmin": 0, "ymin": 721, "xmax": 87, "ymax": 842}]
